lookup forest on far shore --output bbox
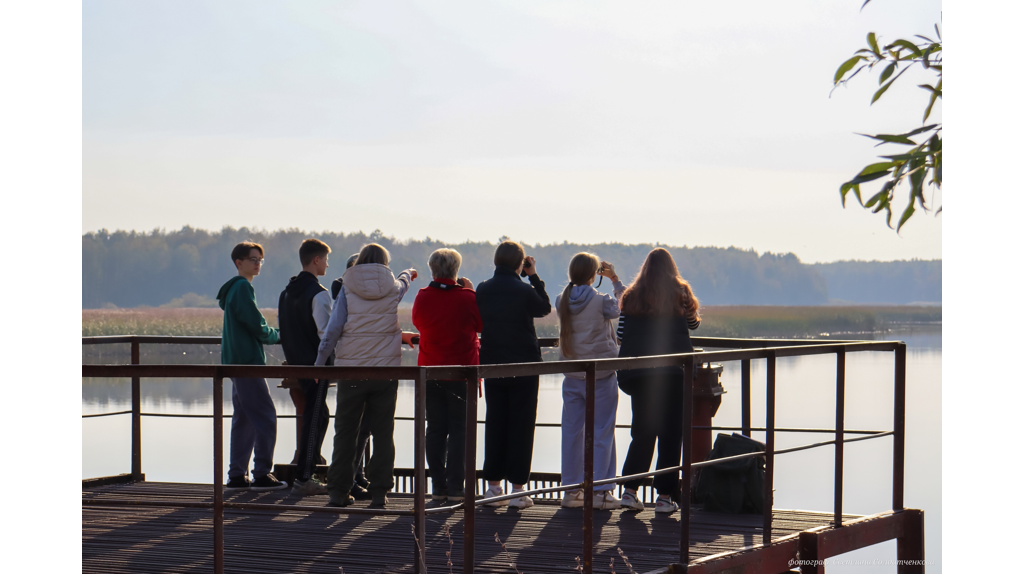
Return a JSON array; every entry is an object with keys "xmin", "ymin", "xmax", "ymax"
[{"xmin": 82, "ymin": 227, "xmax": 941, "ymax": 308}]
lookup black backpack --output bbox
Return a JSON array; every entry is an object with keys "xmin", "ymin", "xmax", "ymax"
[{"xmin": 695, "ymin": 432, "xmax": 766, "ymax": 514}]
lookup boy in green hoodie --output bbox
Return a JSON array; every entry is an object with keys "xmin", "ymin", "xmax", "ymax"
[{"xmin": 216, "ymin": 241, "xmax": 286, "ymax": 492}]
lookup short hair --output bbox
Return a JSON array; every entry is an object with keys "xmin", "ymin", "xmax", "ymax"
[
  {"xmin": 428, "ymin": 248, "xmax": 462, "ymax": 280},
  {"xmin": 299, "ymin": 238, "xmax": 331, "ymax": 267},
  {"xmin": 231, "ymin": 241, "xmax": 263, "ymax": 264},
  {"xmin": 493, "ymin": 240, "xmax": 525, "ymax": 270},
  {"xmin": 355, "ymin": 243, "xmax": 390, "ymax": 266},
  {"xmin": 346, "ymin": 253, "xmax": 359, "ymax": 269}
]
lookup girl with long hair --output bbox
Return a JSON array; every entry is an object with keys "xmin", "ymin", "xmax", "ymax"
[
  {"xmin": 555, "ymin": 253, "xmax": 624, "ymax": 510},
  {"xmin": 615, "ymin": 248, "xmax": 701, "ymax": 514}
]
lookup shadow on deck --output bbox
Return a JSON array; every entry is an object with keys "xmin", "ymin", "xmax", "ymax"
[{"xmin": 83, "ymin": 481, "xmax": 854, "ymax": 574}]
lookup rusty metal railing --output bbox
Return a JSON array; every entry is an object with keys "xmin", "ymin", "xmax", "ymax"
[{"xmin": 82, "ymin": 335, "xmax": 906, "ymax": 574}]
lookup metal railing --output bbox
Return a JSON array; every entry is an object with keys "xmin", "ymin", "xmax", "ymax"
[{"xmin": 82, "ymin": 335, "xmax": 906, "ymax": 574}]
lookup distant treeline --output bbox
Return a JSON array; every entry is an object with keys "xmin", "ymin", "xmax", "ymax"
[{"xmin": 82, "ymin": 227, "xmax": 940, "ymax": 308}]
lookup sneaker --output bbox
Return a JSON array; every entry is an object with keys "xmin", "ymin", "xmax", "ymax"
[
  {"xmin": 655, "ymin": 497, "xmax": 680, "ymax": 514},
  {"xmin": 370, "ymin": 493, "xmax": 388, "ymax": 507},
  {"xmin": 350, "ymin": 484, "xmax": 373, "ymax": 500},
  {"xmin": 561, "ymin": 489, "xmax": 585, "ymax": 508},
  {"xmin": 448, "ymin": 493, "xmax": 465, "ymax": 503},
  {"xmin": 326, "ymin": 496, "xmax": 354, "ymax": 508},
  {"xmin": 508, "ymin": 491, "xmax": 534, "ymax": 509},
  {"xmin": 620, "ymin": 491, "xmax": 644, "ymax": 511},
  {"xmin": 594, "ymin": 490, "xmax": 621, "ymax": 510},
  {"xmin": 431, "ymin": 490, "xmax": 448, "ymax": 501},
  {"xmin": 225, "ymin": 476, "xmax": 250, "ymax": 492},
  {"xmin": 483, "ymin": 485, "xmax": 508, "ymax": 507},
  {"xmin": 250, "ymin": 473, "xmax": 288, "ymax": 492},
  {"xmin": 291, "ymin": 478, "xmax": 328, "ymax": 496}
]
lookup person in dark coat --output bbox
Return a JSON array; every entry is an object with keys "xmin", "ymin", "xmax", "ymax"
[
  {"xmin": 474, "ymin": 240, "xmax": 552, "ymax": 508},
  {"xmin": 278, "ymin": 239, "xmax": 334, "ymax": 496},
  {"xmin": 616, "ymin": 248, "xmax": 701, "ymax": 515}
]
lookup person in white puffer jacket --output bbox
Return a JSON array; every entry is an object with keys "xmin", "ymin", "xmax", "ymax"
[
  {"xmin": 555, "ymin": 252, "xmax": 625, "ymax": 510},
  {"xmin": 315, "ymin": 243, "xmax": 418, "ymax": 508}
]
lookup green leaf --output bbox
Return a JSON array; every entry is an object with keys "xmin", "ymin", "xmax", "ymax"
[
  {"xmin": 865, "ymin": 189, "xmax": 888, "ymax": 209},
  {"xmin": 872, "ymin": 78, "xmax": 895, "ymax": 104},
  {"xmin": 896, "ymin": 201, "xmax": 916, "ymax": 232},
  {"xmin": 887, "ymin": 39, "xmax": 923, "ymax": 59},
  {"xmin": 834, "ymin": 56, "xmax": 864, "ymax": 84},
  {"xmin": 923, "ymin": 92, "xmax": 938, "ymax": 123},
  {"xmin": 849, "ymin": 170, "xmax": 892, "ymax": 186},
  {"xmin": 904, "ymin": 124, "xmax": 939, "ymax": 137},
  {"xmin": 860, "ymin": 132, "xmax": 917, "ymax": 145},
  {"xmin": 919, "ymin": 84, "xmax": 941, "ymax": 96},
  {"xmin": 879, "ymin": 62, "xmax": 896, "ymax": 85},
  {"xmin": 858, "ymin": 162, "xmax": 896, "ymax": 176},
  {"xmin": 868, "ymin": 33, "xmax": 880, "ymax": 55}
]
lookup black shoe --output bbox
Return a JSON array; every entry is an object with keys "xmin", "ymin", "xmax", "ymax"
[
  {"xmin": 326, "ymin": 496, "xmax": 355, "ymax": 508},
  {"xmin": 350, "ymin": 484, "xmax": 373, "ymax": 500},
  {"xmin": 225, "ymin": 476, "xmax": 250, "ymax": 492},
  {"xmin": 251, "ymin": 473, "xmax": 288, "ymax": 492},
  {"xmin": 370, "ymin": 493, "xmax": 388, "ymax": 508}
]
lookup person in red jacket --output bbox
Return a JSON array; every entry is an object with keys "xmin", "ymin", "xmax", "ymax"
[{"xmin": 411, "ymin": 248, "xmax": 482, "ymax": 503}]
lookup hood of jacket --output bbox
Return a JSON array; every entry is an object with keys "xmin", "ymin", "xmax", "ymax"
[
  {"xmin": 567, "ymin": 284, "xmax": 596, "ymax": 314},
  {"xmin": 342, "ymin": 263, "xmax": 397, "ymax": 301},
  {"xmin": 284, "ymin": 271, "xmax": 319, "ymax": 297},
  {"xmin": 217, "ymin": 276, "xmax": 248, "ymax": 309}
]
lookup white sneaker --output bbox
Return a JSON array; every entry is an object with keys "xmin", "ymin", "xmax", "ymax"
[
  {"xmin": 593, "ymin": 490, "xmax": 621, "ymax": 510},
  {"xmin": 561, "ymin": 489, "xmax": 584, "ymax": 508},
  {"xmin": 483, "ymin": 485, "xmax": 508, "ymax": 507},
  {"xmin": 620, "ymin": 491, "xmax": 644, "ymax": 511},
  {"xmin": 508, "ymin": 491, "xmax": 534, "ymax": 509},
  {"xmin": 655, "ymin": 497, "xmax": 680, "ymax": 514}
]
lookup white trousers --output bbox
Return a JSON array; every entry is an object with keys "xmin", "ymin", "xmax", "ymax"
[{"xmin": 560, "ymin": 374, "xmax": 619, "ymax": 491}]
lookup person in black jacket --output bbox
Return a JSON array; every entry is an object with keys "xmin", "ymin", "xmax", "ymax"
[
  {"xmin": 278, "ymin": 239, "xmax": 334, "ymax": 496},
  {"xmin": 616, "ymin": 248, "xmax": 701, "ymax": 515},
  {"xmin": 475, "ymin": 240, "xmax": 552, "ymax": 509}
]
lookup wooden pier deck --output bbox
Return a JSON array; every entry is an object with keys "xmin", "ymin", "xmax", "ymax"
[{"xmin": 83, "ymin": 482, "xmax": 856, "ymax": 574}]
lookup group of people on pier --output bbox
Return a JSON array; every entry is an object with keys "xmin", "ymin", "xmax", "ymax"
[{"xmin": 217, "ymin": 237, "xmax": 700, "ymax": 514}]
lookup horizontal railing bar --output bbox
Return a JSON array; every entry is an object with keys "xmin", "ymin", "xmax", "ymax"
[
  {"xmin": 690, "ymin": 337, "xmax": 863, "ymax": 348},
  {"xmin": 79, "ymin": 412, "xmax": 883, "ymax": 436},
  {"xmin": 81, "ymin": 410, "xmax": 132, "ymax": 418},
  {"xmin": 81, "ymin": 498, "xmax": 414, "ymax": 516},
  {"xmin": 82, "ymin": 342, "xmax": 899, "ymax": 380}
]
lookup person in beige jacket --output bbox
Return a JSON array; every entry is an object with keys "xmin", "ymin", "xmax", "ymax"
[{"xmin": 315, "ymin": 243, "xmax": 417, "ymax": 507}]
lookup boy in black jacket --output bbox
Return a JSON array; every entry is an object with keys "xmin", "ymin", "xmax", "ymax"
[
  {"xmin": 475, "ymin": 240, "xmax": 552, "ymax": 508},
  {"xmin": 278, "ymin": 239, "xmax": 334, "ymax": 495}
]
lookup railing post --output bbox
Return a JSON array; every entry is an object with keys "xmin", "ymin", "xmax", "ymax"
[
  {"xmin": 414, "ymin": 368, "xmax": 427, "ymax": 573},
  {"xmin": 763, "ymin": 352, "xmax": 776, "ymax": 546},
  {"xmin": 834, "ymin": 350, "xmax": 846, "ymax": 528},
  {"xmin": 680, "ymin": 355, "xmax": 695, "ymax": 565},
  {"xmin": 213, "ymin": 375, "xmax": 224, "ymax": 574},
  {"xmin": 131, "ymin": 337, "xmax": 142, "ymax": 480},
  {"xmin": 741, "ymin": 358, "xmax": 751, "ymax": 437},
  {"xmin": 583, "ymin": 363, "xmax": 596, "ymax": 574},
  {"xmin": 893, "ymin": 343, "xmax": 907, "ymax": 511},
  {"xmin": 464, "ymin": 367, "xmax": 479, "ymax": 574}
]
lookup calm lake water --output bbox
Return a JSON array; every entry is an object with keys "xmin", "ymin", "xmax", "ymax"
[{"xmin": 83, "ymin": 327, "xmax": 941, "ymax": 573}]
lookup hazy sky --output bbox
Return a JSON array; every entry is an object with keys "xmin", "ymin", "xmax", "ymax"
[{"xmin": 83, "ymin": 0, "xmax": 942, "ymax": 263}]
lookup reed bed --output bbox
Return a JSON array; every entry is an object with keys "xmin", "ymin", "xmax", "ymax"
[{"xmin": 83, "ymin": 305, "xmax": 939, "ymax": 339}]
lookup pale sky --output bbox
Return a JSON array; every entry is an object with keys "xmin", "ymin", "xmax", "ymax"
[{"xmin": 83, "ymin": 0, "xmax": 942, "ymax": 263}]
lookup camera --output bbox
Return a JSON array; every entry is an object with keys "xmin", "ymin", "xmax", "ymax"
[{"xmin": 519, "ymin": 258, "xmax": 532, "ymax": 277}]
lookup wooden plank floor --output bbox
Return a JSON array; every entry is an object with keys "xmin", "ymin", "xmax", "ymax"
[{"xmin": 83, "ymin": 482, "xmax": 856, "ymax": 574}]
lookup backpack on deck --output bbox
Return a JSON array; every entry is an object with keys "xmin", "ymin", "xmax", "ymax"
[{"xmin": 695, "ymin": 432, "xmax": 766, "ymax": 514}]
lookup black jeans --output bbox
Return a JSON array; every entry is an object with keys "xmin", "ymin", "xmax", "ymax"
[
  {"xmin": 621, "ymin": 373, "xmax": 685, "ymax": 496},
  {"xmin": 295, "ymin": 378, "xmax": 331, "ymax": 481},
  {"xmin": 326, "ymin": 380, "xmax": 398, "ymax": 501},
  {"xmin": 482, "ymin": 376, "xmax": 539, "ymax": 485},
  {"xmin": 353, "ymin": 415, "xmax": 372, "ymax": 483},
  {"xmin": 426, "ymin": 380, "xmax": 469, "ymax": 496}
]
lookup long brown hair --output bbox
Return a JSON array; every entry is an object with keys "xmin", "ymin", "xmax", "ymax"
[
  {"xmin": 620, "ymin": 248, "xmax": 699, "ymax": 318},
  {"xmin": 557, "ymin": 253, "xmax": 602, "ymax": 359}
]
